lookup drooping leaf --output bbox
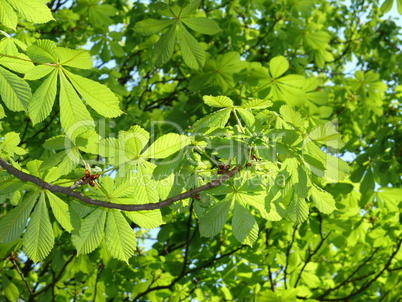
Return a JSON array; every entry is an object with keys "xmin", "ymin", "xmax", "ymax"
[
  {"xmin": 105, "ymin": 211, "xmax": 137, "ymax": 263},
  {"xmin": 28, "ymin": 70, "xmax": 57, "ymax": 125},
  {"xmin": 72, "ymin": 208, "xmax": 106, "ymax": 255},
  {"xmin": 0, "ymin": 66, "xmax": 31, "ymax": 111},
  {"xmin": 232, "ymin": 201, "xmax": 258, "ymax": 246},
  {"xmin": 286, "ymin": 197, "xmax": 309, "ymax": 224},
  {"xmin": 310, "ymin": 185, "xmax": 337, "ymax": 214},
  {"xmin": 23, "ymin": 193, "xmax": 55, "ymax": 262},
  {"xmin": 177, "ymin": 23, "xmax": 205, "ymax": 69},
  {"xmin": 153, "ymin": 23, "xmax": 176, "ymax": 66},
  {"xmin": 46, "ymin": 191, "xmax": 73, "ymax": 232},
  {"xmin": 0, "ymin": 192, "xmax": 38, "ymax": 244},
  {"xmin": 199, "ymin": 199, "xmax": 231, "ymax": 237}
]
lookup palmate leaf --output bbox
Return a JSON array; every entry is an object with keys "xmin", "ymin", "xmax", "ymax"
[
  {"xmin": 177, "ymin": 23, "xmax": 205, "ymax": 69},
  {"xmin": 0, "ymin": 192, "xmax": 38, "ymax": 244},
  {"xmin": 65, "ymin": 70, "xmax": 123, "ymax": 118},
  {"xmin": 54, "ymin": 48, "xmax": 92, "ymax": 69},
  {"xmin": 28, "ymin": 70, "xmax": 57, "ymax": 125},
  {"xmin": 0, "ymin": 66, "xmax": 31, "ymax": 111},
  {"xmin": 232, "ymin": 201, "xmax": 258, "ymax": 246},
  {"xmin": 105, "ymin": 211, "xmax": 137, "ymax": 263},
  {"xmin": 199, "ymin": 199, "xmax": 231, "ymax": 237},
  {"xmin": 46, "ymin": 191, "xmax": 73, "ymax": 232},
  {"xmin": 141, "ymin": 133, "xmax": 191, "ymax": 159},
  {"xmin": 59, "ymin": 71, "xmax": 95, "ymax": 140},
  {"xmin": 72, "ymin": 208, "xmax": 106, "ymax": 255},
  {"xmin": 23, "ymin": 193, "xmax": 55, "ymax": 262}
]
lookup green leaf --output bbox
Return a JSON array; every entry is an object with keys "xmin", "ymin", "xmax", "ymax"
[
  {"xmin": 153, "ymin": 23, "xmax": 176, "ymax": 66},
  {"xmin": 72, "ymin": 208, "xmax": 106, "ymax": 255},
  {"xmin": 46, "ymin": 191, "xmax": 73, "ymax": 232},
  {"xmin": 181, "ymin": 17, "xmax": 221, "ymax": 35},
  {"xmin": 28, "ymin": 69, "xmax": 57, "ymax": 125},
  {"xmin": 105, "ymin": 211, "xmax": 137, "ymax": 263},
  {"xmin": 88, "ymin": 4, "xmax": 116, "ymax": 27},
  {"xmin": 0, "ymin": 66, "xmax": 31, "ymax": 111},
  {"xmin": 269, "ymin": 56, "xmax": 289, "ymax": 78},
  {"xmin": 125, "ymin": 210, "xmax": 164, "ymax": 229},
  {"xmin": 26, "ymin": 39, "xmax": 57, "ymax": 63},
  {"xmin": 308, "ymin": 122, "xmax": 344, "ymax": 149},
  {"xmin": 6, "ymin": 0, "xmax": 54, "ymax": 24},
  {"xmin": 310, "ymin": 186, "xmax": 336, "ymax": 214},
  {"xmin": 286, "ymin": 197, "xmax": 309, "ymax": 224},
  {"xmin": 232, "ymin": 201, "xmax": 258, "ymax": 246},
  {"xmin": 65, "ymin": 70, "xmax": 123, "ymax": 118},
  {"xmin": 0, "ymin": 131, "xmax": 26, "ymax": 156},
  {"xmin": 203, "ymin": 95, "xmax": 234, "ymax": 108},
  {"xmin": 54, "ymin": 48, "xmax": 92, "ymax": 69},
  {"xmin": 398, "ymin": 0, "xmax": 402, "ymax": 14},
  {"xmin": 141, "ymin": 133, "xmax": 190, "ymax": 159},
  {"xmin": 236, "ymin": 108, "xmax": 255, "ymax": 128},
  {"xmin": 181, "ymin": 0, "xmax": 201, "ymax": 17},
  {"xmin": 133, "ymin": 19, "xmax": 175, "ymax": 35},
  {"xmin": 280, "ymin": 105, "xmax": 305, "ymax": 129},
  {"xmin": 376, "ymin": 187, "xmax": 402, "ymax": 212},
  {"xmin": 199, "ymin": 199, "xmax": 231, "ymax": 237},
  {"xmin": 192, "ymin": 108, "xmax": 232, "ymax": 131},
  {"xmin": 177, "ymin": 23, "xmax": 205, "ymax": 69},
  {"xmin": 380, "ymin": 0, "xmax": 393, "ymax": 13},
  {"xmin": 23, "ymin": 193, "xmax": 55, "ymax": 262},
  {"xmin": 0, "ymin": 0, "xmax": 17, "ymax": 29},
  {"xmin": 59, "ymin": 71, "xmax": 95, "ymax": 140},
  {"xmin": 0, "ymin": 192, "xmax": 37, "ymax": 244},
  {"xmin": 241, "ymin": 98, "xmax": 273, "ymax": 109},
  {"xmin": 24, "ymin": 65, "xmax": 54, "ymax": 81},
  {"xmin": 2, "ymin": 274, "xmax": 19, "ymax": 301}
]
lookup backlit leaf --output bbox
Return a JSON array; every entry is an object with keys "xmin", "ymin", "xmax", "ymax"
[
  {"xmin": 199, "ymin": 199, "xmax": 231, "ymax": 237},
  {"xmin": 141, "ymin": 133, "xmax": 190, "ymax": 159},
  {"xmin": 178, "ymin": 23, "xmax": 205, "ymax": 69},
  {"xmin": 0, "ymin": 66, "xmax": 31, "ymax": 111},
  {"xmin": 232, "ymin": 201, "xmax": 258, "ymax": 246},
  {"xmin": 203, "ymin": 95, "xmax": 233, "ymax": 108},
  {"xmin": 310, "ymin": 185, "xmax": 337, "ymax": 214},
  {"xmin": 46, "ymin": 191, "xmax": 73, "ymax": 232}
]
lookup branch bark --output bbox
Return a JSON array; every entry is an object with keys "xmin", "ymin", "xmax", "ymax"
[{"xmin": 0, "ymin": 158, "xmax": 241, "ymax": 211}]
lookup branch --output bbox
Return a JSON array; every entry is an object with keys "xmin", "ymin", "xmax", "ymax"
[{"xmin": 0, "ymin": 157, "xmax": 241, "ymax": 212}]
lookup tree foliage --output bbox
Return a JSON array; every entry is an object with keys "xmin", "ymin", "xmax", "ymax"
[{"xmin": 0, "ymin": 0, "xmax": 401, "ymax": 301}]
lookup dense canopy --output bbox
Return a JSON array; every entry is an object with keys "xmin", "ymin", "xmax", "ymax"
[{"xmin": 0, "ymin": 0, "xmax": 401, "ymax": 301}]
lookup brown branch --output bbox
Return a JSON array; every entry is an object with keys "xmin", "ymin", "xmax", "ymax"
[{"xmin": 0, "ymin": 157, "xmax": 241, "ymax": 212}]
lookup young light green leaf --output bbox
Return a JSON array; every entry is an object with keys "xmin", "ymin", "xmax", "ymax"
[
  {"xmin": 181, "ymin": 17, "xmax": 221, "ymax": 35},
  {"xmin": 6, "ymin": 0, "xmax": 54, "ymax": 24},
  {"xmin": 310, "ymin": 186, "xmax": 337, "ymax": 214},
  {"xmin": 0, "ymin": 192, "xmax": 38, "ymax": 244},
  {"xmin": 29, "ymin": 70, "xmax": 57, "ymax": 125},
  {"xmin": 105, "ymin": 211, "xmax": 137, "ymax": 263},
  {"xmin": 72, "ymin": 208, "xmax": 106, "ymax": 254},
  {"xmin": 124, "ymin": 210, "xmax": 165, "ymax": 229},
  {"xmin": 0, "ymin": 55, "xmax": 34, "ymax": 74},
  {"xmin": 0, "ymin": 66, "xmax": 31, "ymax": 111},
  {"xmin": 59, "ymin": 71, "xmax": 95, "ymax": 140},
  {"xmin": 241, "ymin": 98, "xmax": 273, "ymax": 109},
  {"xmin": 232, "ymin": 201, "xmax": 258, "ymax": 246},
  {"xmin": 0, "ymin": 131, "xmax": 26, "ymax": 156},
  {"xmin": 280, "ymin": 105, "xmax": 306, "ymax": 129},
  {"xmin": 133, "ymin": 19, "xmax": 175, "ymax": 36},
  {"xmin": 0, "ymin": 0, "xmax": 17, "ymax": 29},
  {"xmin": 46, "ymin": 191, "xmax": 73, "ymax": 232},
  {"xmin": 64, "ymin": 70, "xmax": 123, "ymax": 118},
  {"xmin": 203, "ymin": 95, "xmax": 233, "ymax": 108},
  {"xmin": 23, "ymin": 193, "xmax": 55, "ymax": 262},
  {"xmin": 54, "ymin": 48, "xmax": 92, "ymax": 69},
  {"xmin": 286, "ymin": 197, "xmax": 309, "ymax": 224},
  {"xmin": 308, "ymin": 122, "xmax": 344, "ymax": 149},
  {"xmin": 199, "ymin": 199, "xmax": 231, "ymax": 237},
  {"xmin": 153, "ymin": 23, "xmax": 176, "ymax": 66},
  {"xmin": 141, "ymin": 133, "xmax": 190, "ymax": 159},
  {"xmin": 178, "ymin": 23, "xmax": 205, "ymax": 69},
  {"xmin": 269, "ymin": 56, "xmax": 289, "ymax": 78}
]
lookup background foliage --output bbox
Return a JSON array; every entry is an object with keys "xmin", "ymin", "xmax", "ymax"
[{"xmin": 0, "ymin": 0, "xmax": 401, "ymax": 301}]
